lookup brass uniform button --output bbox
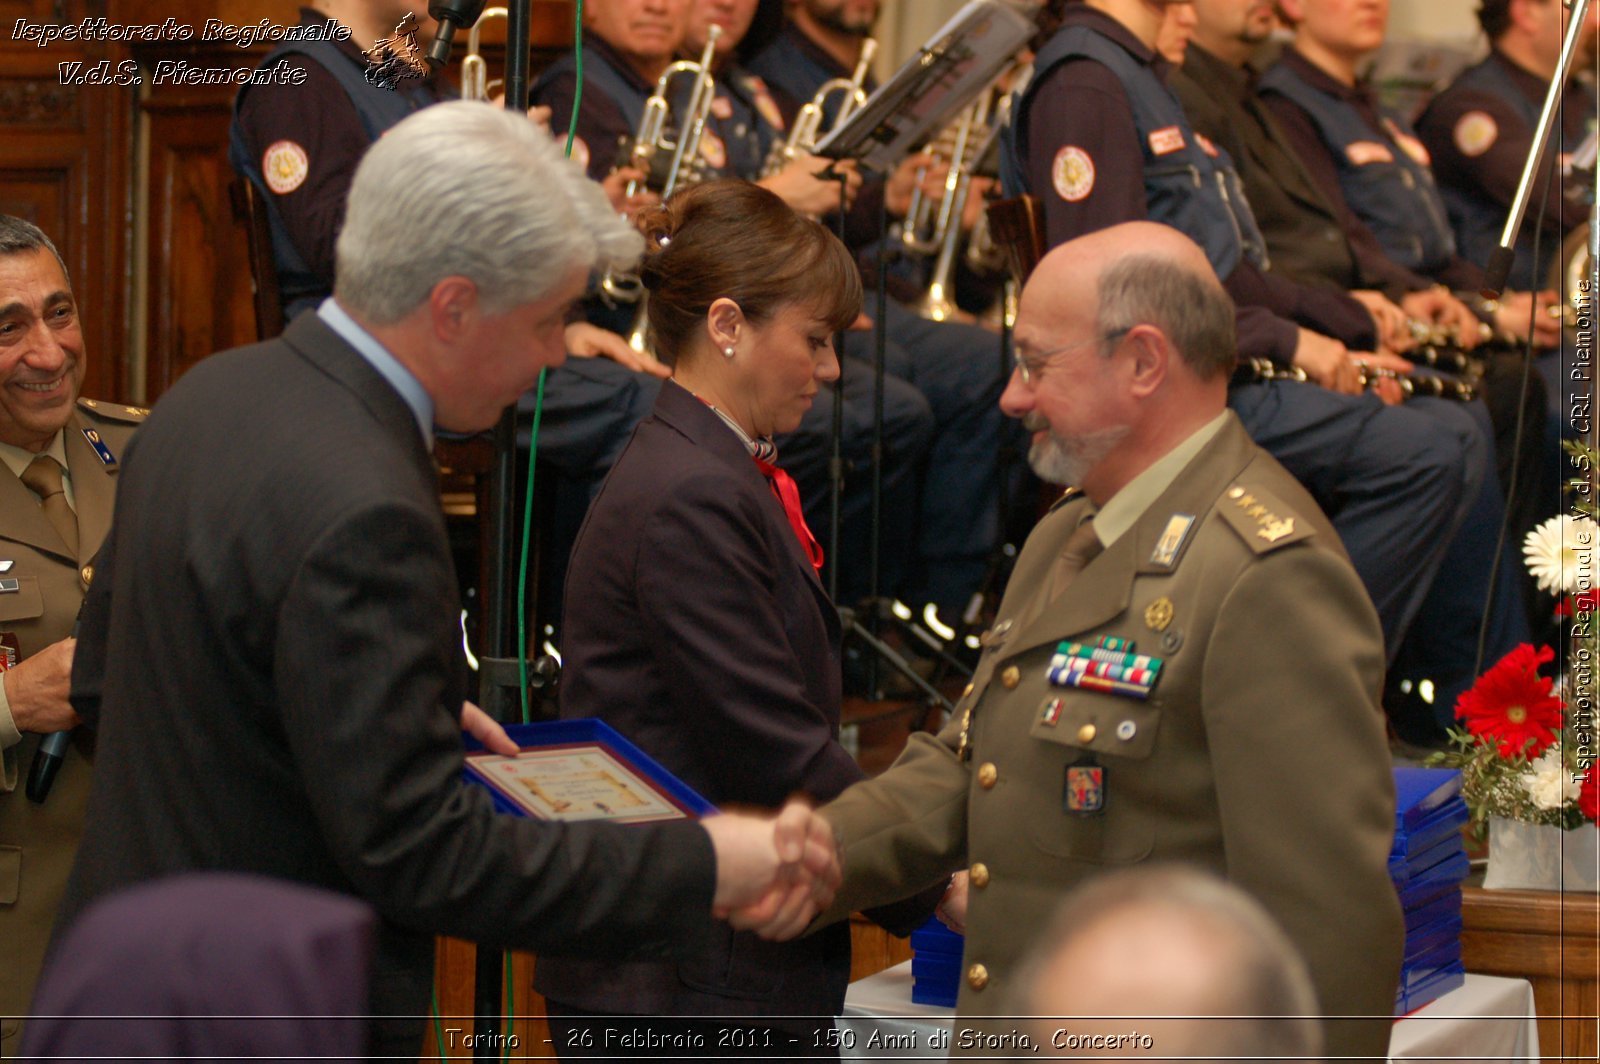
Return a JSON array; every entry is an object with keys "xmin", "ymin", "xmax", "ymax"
[
  {"xmin": 962, "ymin": 682, "xmax": 974, "ymax": 698},
  {"xmin": 969, "ymin": 862, "xmax": 990, "ymax": 888},
  {"xmin": 976, "ymin": 762, "xmax": 998, "ymax": 789},
  {"xmin": 80, "ymin": 564, "xmax": 94, "ymax": 588},
  {"xmin": 1000, "ymin": 665, "xmax": 1020, "ymax": 689},
  {"xmin": 1076, "ymin": 723, "xmax": 1096, "ymax": 745},
  {"xmin": 967, "ymin": 963, "xmax": 989, "ymax": 990}
]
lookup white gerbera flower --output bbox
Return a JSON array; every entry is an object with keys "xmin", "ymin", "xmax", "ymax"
[
  {"xmin": 1523, "ymin": 514, "xmax": 1600, "ymax": 594},
  {"xmin": 1521, "ymin": 749, "xmax": 1582, "ymax": 810}
]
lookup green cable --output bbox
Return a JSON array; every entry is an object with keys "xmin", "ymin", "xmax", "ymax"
[
  {"xmin": 509, "ymin": 7, "xmax": 586, "ymax": 1059},
  {"xmin": 432, "ymin": 987, "xmax": 446, "ymax": 1060},
  {"xmin": 519, "ymin": 0, "xmax": 584, "ymax": 726}
]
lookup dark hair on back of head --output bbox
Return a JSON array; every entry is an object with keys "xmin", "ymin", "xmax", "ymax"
[
  {"xmin": 0, "ymin": 214, "xmax": 70, "ymax": 285},
  {"xmin": 1477, "ymin": 0, "xmax": 1514, "ymax": 39},
  {"xmin": 636, "ymin": 179, "xmax": 863, "ymax": 365}
]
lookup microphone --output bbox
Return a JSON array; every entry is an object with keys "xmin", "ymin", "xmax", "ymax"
[
  {"xmin": 425, "ymin": 0, "xmax": 487, "ymax": 71},
  {"xmin": 26, "ymin": 730, "xmax": 70, "ymax": 804}
]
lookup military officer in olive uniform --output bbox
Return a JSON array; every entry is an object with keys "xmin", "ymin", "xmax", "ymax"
[
  {"xmin": 813, "ymin": 222, "xmax": 1402, "ymax": 1063},
  {"xmin": 0, "ymin": 216, "xmax": 143, "ymax": 1055}
]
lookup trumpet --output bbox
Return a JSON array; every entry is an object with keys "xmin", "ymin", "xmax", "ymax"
[
  {"xmin": 906, "ymin": 91, "xmax": 1006, "ymax": 322},
  {"xmin": 901, "ymin": 93, "xmax": 992, "ymax": 258},
  {"xmin": 762, "ymin": 38, "xmax": 876, "ymax": 176},
  {"xmin": 598, "ymin": 24, "xmax": 722, "ymax": 324},
  {"xmin": 460, "ymin": 7, "xmax": 509, "ymax": 100}
]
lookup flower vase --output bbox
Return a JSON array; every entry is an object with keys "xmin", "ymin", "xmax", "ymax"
[{"xmin": 1484, "ymin": 817, "xmax": 1600, "ymax": 891}]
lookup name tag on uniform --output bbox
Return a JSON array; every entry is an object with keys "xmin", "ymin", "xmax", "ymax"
[
  {"xmin": 0, "ymin": 578, "xmax": 18, "ymax": 593},
  {"xmin": 82, "ymin": 427, "xmax": 117, "ymax": 467},
  {"xmin": 1148, "ymin": 125, "xmax": 1186, "ymax": 156}
]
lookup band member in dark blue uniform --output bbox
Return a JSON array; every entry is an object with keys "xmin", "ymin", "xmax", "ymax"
[{"xmin": 1005, "ymin": 0, "xmax": 1527, "ymax": 731}]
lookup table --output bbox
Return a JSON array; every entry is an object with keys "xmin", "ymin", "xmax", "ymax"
[{"xmin": 838, "ymin": 963, "xmax": 1538, "ymax": 1061}]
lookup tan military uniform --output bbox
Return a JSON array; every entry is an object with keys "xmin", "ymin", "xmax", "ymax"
[
  {"xmin": 0, "ymin": 398, "xmax": 143, "ymax": 1052},
  {"xmin": 818, "ymin": 413, "xmax": 1403, "ymax": 1062}
]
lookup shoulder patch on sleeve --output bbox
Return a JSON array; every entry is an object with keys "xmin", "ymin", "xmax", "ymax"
[
  {"xmin": 1216, "ymin": 482, "xmax": 1315, "ymax": 554},
  {"xmin": 1453, "ymin": 111, "xmax": 1498, "ymax": 158},
  {"xmin": 78, "ymin": 397, "xmax": 148, "ymax": 424},
  {"xmin": 1052, "ymin": 146, "xmax": 1096, "ymax": 202},
  {"xmin": 262, "ymin": 140, "xmax": 309, "ymax": 194}
]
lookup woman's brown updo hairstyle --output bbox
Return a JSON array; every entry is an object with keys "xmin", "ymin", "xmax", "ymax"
[{"xmin": 635, "ymin": 179, "xmax": 863, "ymax": 366}]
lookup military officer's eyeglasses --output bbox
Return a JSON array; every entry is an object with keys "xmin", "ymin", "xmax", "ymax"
[{"xmin": 1012, "ymin": 328, "xmax": 1128, "ymax": 386}]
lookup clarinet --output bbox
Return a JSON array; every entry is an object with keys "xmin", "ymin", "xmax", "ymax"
[{"xmin": 1230, "ymin": 358, "xmax": 1477, "ymax": 401}]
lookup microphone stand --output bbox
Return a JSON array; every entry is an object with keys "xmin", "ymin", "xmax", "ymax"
[{"xmin": 1480, "ymin": 0, "xmax": 1593, "ymax": 297}]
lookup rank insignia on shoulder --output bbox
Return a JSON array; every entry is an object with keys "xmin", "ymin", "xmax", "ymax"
[
  {"xmin": 1220, "ymin": 483, "xmax": 1312, "ymax": 552},
  {"xmin": 1063, "ymin": 757, "xmax": 1104, "ymax": 815},
  {"xmin": 81, "ymin": 427, "xmax": 117, "ymax": 467},
  {"xmin": 1149, "ymin": 513, "xmax": 1194, "ymax": 569}
]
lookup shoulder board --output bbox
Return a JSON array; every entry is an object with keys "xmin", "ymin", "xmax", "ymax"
[
  {"xmin": 78, "ymin": 397, "xmax": 149, "ymax": 424},
  {"xmin": 1216, "ymin": 481, "xmax": 1315, "ymax": 554},
  {"xmin": 1046, "ymin": 486, "xmax": 1084, "ymax": 514}
]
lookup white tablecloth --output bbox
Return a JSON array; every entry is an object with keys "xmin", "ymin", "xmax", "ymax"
[{"xmin": 837, "ymin": 963, "xmax": 1538, "ymax": 1061}]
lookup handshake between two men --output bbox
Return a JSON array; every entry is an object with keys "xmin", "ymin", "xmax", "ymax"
[{"xmin": 704, "ymin": 802, "xmax": 842, "ymax": 941}]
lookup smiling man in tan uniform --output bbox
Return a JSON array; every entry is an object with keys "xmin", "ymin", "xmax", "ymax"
[{"xmin": 0, "ymin": 215, "xmax": 144, "ymax": 1055}]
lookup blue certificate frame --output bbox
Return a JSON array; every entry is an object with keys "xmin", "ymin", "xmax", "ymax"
[{"xmin": 462, "ymin": 718, "xmax": 716, "ymax": 821}]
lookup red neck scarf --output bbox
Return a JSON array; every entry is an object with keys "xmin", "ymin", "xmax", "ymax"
[{"xmin": 751, "ymin": 454, "xmax": 825, "ymax": 574}]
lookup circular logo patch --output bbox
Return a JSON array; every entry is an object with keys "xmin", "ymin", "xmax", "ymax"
[
  {"xmin": 699, "ymin": 130, "xmax": 727, "ymax": 171},
  {"xmin": 749, "ymin": 77, "xmax": 786, "ymax": 132},
  {"xmin": 261, "ymin": 140, "xmax": 309, "ymax": 195},
  {"xmin": 1453, "ymin": 111, "xmax": 1499, "ymax": 158},
  {"xmin": 1052, "ymin": 145, "xmax": 1095, "ymax": 202}
]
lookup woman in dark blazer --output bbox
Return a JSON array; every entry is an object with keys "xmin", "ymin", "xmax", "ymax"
[{"xmin": 537, "ymin": 180, "xmax": 943, "ymax": 1055}]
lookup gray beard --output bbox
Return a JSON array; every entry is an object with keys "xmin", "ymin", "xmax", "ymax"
[{"xmin": 1025, "ymin": 416, "xmax": 1129, "ymax": 488}]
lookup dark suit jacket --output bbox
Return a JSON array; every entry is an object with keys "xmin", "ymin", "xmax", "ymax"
[
  {"xmin": 1172, "ymin": 46, "xmax": 1366, "ymax": 294},
  {"xmin": 537, "ymin": 381, "xmax": 937, "ymax": 1022},
  {"xmin": 57, "ymin": 313, "xmax": 718, "ymax": 1052}
]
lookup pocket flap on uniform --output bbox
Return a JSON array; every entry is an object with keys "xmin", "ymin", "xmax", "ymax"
[
  {"xmin": 0, "ymin": 844, "xmax": 20, "ymax": 906},
  {"xmin": 1027, "ymin": 695, "xmax": 1162, "ymax": 760},
  {"xmin": 0, "ymin": 576, "xmax": 44, "ymax": 624}
]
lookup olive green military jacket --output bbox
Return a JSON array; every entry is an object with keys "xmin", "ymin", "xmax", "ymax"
[
  {"xmin": 818, "ymin": 412, "xmax": 1403, "ymax": 1062},
  {"xmin": 0, "ymin": 398, "xmax": 143, "ymax": 1049}
]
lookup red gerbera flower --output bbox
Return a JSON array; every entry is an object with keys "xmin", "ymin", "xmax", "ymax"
[
  {"xmin": 1581, "ymin": 766, "xmax": 1600, "ymax": 823},
  {"xmin": 1453, "ymin": 644, "xmax": 1564, "ymax": 758},
  {"xmin": 1555, "ymin": 589, "xmax": 1600, "ymax": 617}
]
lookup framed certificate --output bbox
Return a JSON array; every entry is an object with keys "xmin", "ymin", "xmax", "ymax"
[{"xmin": 461, "ymin": 719, "xmax": 715, "ymax": 822}]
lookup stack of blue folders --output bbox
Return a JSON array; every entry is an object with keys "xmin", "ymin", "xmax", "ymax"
[
  {"xmin": 909, "ymin": 917, "xmax": 963, "ymax": 1007},
  {"xmin": 1390, "ymin": 767, "xmax": 1470, "ymax": 1014}
]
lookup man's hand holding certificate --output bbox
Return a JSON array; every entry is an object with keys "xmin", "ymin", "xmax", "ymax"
[{"xmin": 705, "ymin": 801, "xmax": 841, "ymax": 942}]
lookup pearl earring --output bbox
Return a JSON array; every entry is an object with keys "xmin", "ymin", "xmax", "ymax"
[{"xmin": 723, "ymin": 345, "xmax": 736, "ymax": 359}]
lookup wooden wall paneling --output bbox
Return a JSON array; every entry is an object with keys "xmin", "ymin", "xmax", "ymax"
[
  {"xmin": 131, "ymin": 39, "xmax": 268, "ymax": 401},
  {"xmin": 1, "ymin": 32, "xmax": 134, "ymax": 405}
]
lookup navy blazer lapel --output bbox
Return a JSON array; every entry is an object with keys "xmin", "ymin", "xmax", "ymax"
[
  {"xmin": 653, "ymin": 382, "xmax": 838, "ymax": 625},
  {"xmin": 278, "ymin": 313, "xmax": 435, "ymax": 474}
]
